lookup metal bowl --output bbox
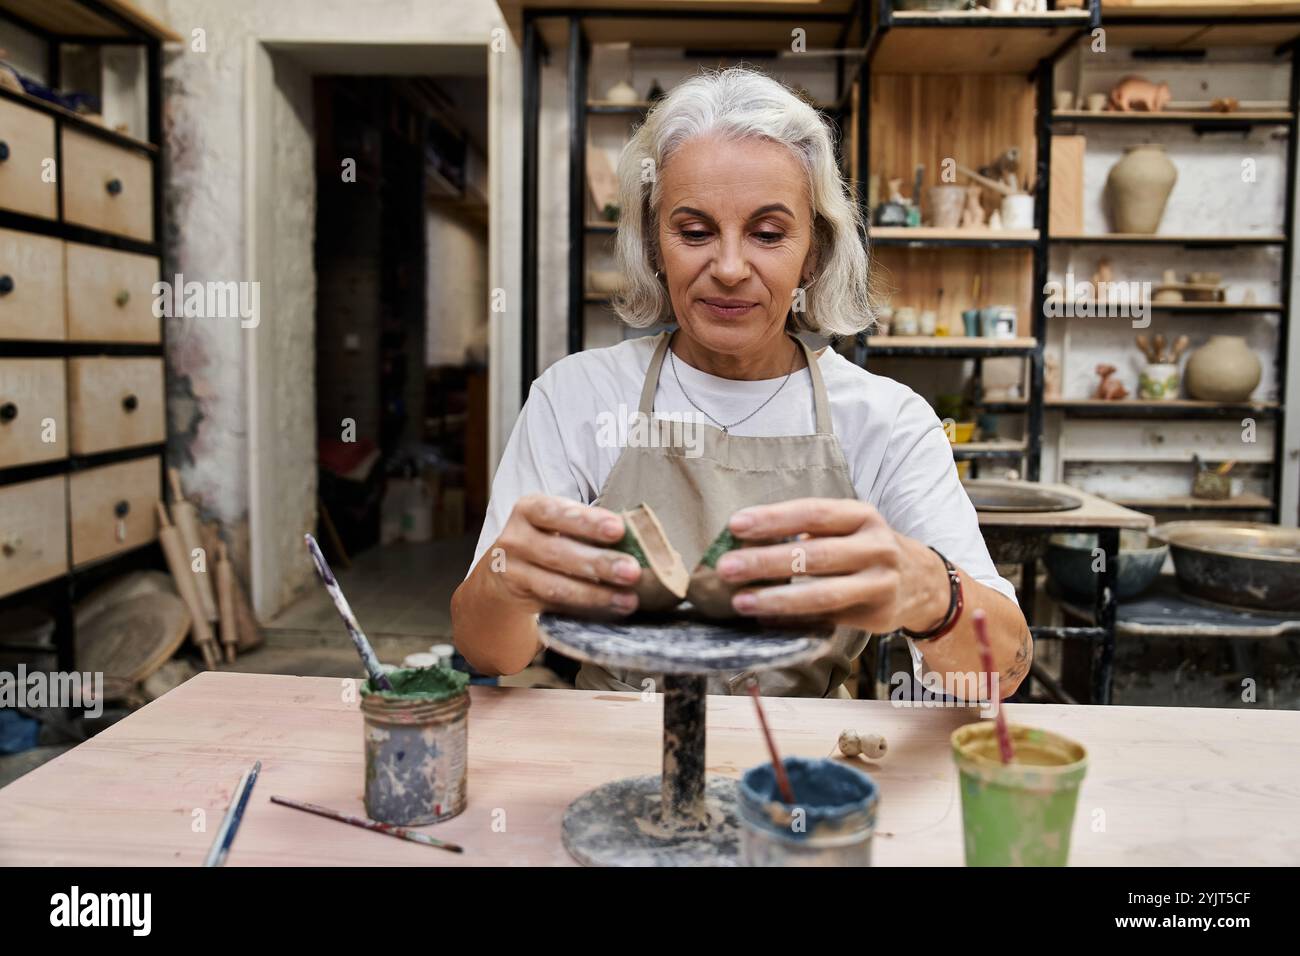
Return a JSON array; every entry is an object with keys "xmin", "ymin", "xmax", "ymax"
[
  {"xmin": 1149, "ymin": 521, "xmax": 1300, "ymax": 611},
  {"xmin": 1044, "ymin": 531, "xmax": 1168, "ymax": 603}
]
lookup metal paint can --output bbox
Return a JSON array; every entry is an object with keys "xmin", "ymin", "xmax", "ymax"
[
  {"xmin": 737, "ymin": 757, "xmax": 878, "ymax": 866},
  {"xmin": 361, "ymin": 686, "xmax": 469, "ymax": 826}
]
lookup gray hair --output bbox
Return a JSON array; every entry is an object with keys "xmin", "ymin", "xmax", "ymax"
[{"xmin": 612, "ymin": 67, "xmax": 875, "ymax": 336}]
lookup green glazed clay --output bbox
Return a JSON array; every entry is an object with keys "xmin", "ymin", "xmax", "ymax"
[
  {"xmin": 615, "ymin": 504, "xmax": 689, "ymax": 612},
  {"xmin": 362, "ymin": 664, "xmax": 469, "ymax": 701},
  {"xmin": 689, "ymin": 525, "xmax": 755, "ymax": 619}
]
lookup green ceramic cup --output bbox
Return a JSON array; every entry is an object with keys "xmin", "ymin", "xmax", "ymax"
[{"xmin": 951, "ymin": 722, "xmax": 1088, "ymax": 867}]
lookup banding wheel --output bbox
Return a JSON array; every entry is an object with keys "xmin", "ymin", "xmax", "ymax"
[{"xmin": 538, "ymin": 614, "xmax": 829, "ymax": 867}]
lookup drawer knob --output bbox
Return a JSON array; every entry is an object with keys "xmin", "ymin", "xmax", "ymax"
[
  {"xmin": 114, "ymin": 500, "xmax": 130, "ymax": 518},
  {"xmin": 0, "ymin": 401, "xmax": 16, "ymax": 423},
  {"xmin": 1, "ymin": 534, "xmax": 20, "ymax": 557},
  {"xmin": 106, "ymin": 178, "xmax": 123, "ymax": 196},
  {"xmin": 0, "ymin": 141, "xmax": 8, "ymax": 162},
  {"xmin": 116, "ymin": 289, "xmax": 130, "ymax": 307},
  {"xmin": 122, "ymin": 393, "xmax": 138, "ymax": 412},
  {"xmin": 0, "ymin": 275, "xmax": 12, "ymax": 295}
]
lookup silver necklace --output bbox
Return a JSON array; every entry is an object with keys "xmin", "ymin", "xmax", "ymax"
[{"xmin": 668, "ymin": 335, "xmax": 801, "ymax": 434}]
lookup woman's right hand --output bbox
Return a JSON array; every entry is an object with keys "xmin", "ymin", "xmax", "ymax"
[{"xmin": 484, "ymin": 494, "xmax": 641, "ymax": 616}]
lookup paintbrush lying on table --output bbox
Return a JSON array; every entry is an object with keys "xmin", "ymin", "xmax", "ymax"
[
  {"xmin": 304, "ymin": 533, "xmax": 392, "ymax": 691},
  {"xmin": 270, "ymin": 795, "xmax": 463, "ymax": 854}
]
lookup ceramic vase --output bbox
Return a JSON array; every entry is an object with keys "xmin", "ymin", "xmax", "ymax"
[
  {"xmin": 1138, "ymin": 362, "xmax": 1179, "ymax": 400},
  {"xmin": 1106, "ymin": 144, "xmax": 1177, "ymax": 234},
  {"xmin": 1183, "ymin": 335, "xmax": 1262, "ymax": 402}
]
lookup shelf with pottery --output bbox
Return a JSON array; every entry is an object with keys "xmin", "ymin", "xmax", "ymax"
[
  {"xmin": 865, "ymin": 335, "xmax": 1037, "ymax": 355},
  {"xmin": 1050, "ymin": 233, "xmax": 1287, "ymax": 246},
  {"xmin": 1106, "ymin": 493, "xmax": 1275, "ymax": 511},
  {"xmin": 871, "ymin": 226, "xmax": 1039, "ymax": 248},
  {"xmin": 588, "ymin": 98, "xmax": 844, "ymax": 115},
  {"xmin": 869, "ymin": 3, "xmax": 1096, "ymax": 74},
  {"xmin": 1097, "ymin": 5, "xmax": 1300, "ymax": 48},
  {"xmin": 526, "ymin": 10, "xmax": 847, "ymax": 52},
  {"xmin": 1046, "ymin": 398, "xmax": 1282, "ymax": 418},
  {"xmin": 1051, "ymin": 108, "xmax": 1294, "ymax": 128}
]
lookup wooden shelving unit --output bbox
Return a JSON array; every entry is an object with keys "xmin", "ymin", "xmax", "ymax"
[
  {"xmin": 1045, "ymin": 1, "xmax": 1300, "ymax": 523},
  {"xmin": 1050, "ymin": 232, "xmax": 1287, "ymax": 246},
  {"xmin": 0, "ymin": 0, "xmax": 180, "ymax": 673}
]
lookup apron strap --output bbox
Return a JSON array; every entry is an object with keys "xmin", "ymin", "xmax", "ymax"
[
  {"xmin": 638, "ymin": 329, "xmax": 833, "ymax": 435},
  {"xmin": 637, "ymin": 331, "xmax": 673, "ymax": 416},
  {"xmin": 799, "ymin": 337, "xmax": 834, "ymax": 435}
]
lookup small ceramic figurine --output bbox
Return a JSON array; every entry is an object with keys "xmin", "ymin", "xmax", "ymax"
[
  {"xmin": 1092, "ymin": 257, "xmax": 1115, "ymax": 302},
  {"xmin": 1044, "ymin": 354, "xmax": 1061, "ymax": 398},
  {"xmin": 960, "ymin": 185, "xmax": 986, "ymax": 228},
  {"xmin": 1108, "ymin": 75, "xmax": 1172, "ymax": 113},
  {"xmin": 1093, "ymin": 364, "xmax": 1129, "ymax": 401}
]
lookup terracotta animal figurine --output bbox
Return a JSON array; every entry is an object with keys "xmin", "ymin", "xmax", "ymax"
[
  {"xmin": 1109, "ymin": 75, "xmax": 1172, "ymax": 113},
  {"xmin": 959, "ymin": 184, "xmax": 986, "ymax": 228},
  {"xmin": 1093, "ymin": 364, "xmax": 1128, "ymax": 401}
]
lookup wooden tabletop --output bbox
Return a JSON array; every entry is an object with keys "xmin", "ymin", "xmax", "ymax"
[
  {"xmin": 974, "ymin": 482, "xmax": 1155, "ymax": 530},
  {"xmin": 1, "ymin": 672, "xmax": 1296, "ymax": 866}
]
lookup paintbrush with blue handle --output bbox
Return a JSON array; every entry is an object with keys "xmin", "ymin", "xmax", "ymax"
[{"xmin": 304, "ymin": 533, "xmax": 392, "ymax": 691}]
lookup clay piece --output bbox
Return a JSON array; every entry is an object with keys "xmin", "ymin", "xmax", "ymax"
[
  {"xmin": 838, "ymin": 729, "xmax": 888, "ymax": 760},
  {"xmin": 614, "ymin": 504, "xmax": 689, "ymax": 613},
  {"xmin": 959, "ymin": 184, "xmax": 986, "ymax": 228},
  {"xmin": 1108, "ymin": 75, "xmax": 1172, "ymax": 113},
  {"xmin": 1093, "ymin": 363, "xmax": 1128, "ymax": 401},
  {"xmin": 686, "ymin": 527, "xmax": 750, "ymax": 619}
]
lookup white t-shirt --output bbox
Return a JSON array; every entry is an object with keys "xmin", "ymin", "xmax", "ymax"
[{"xmin": 470, "ymin": 334, "xmax": 1017, "ymax": 687}]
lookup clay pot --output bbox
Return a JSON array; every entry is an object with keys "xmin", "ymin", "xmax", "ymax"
[
  {"xmin": 1106, "ymin": 144, "xmax": 1177, "ymax": 234},
  {"xmin": 1138, "ymin": 362, "xmax": 1179, "ymax": 400},
  {"xmin": 614, "ymin": 504, "xmax": 689, "ymax": 612},
  {"xmin": 927, "ymin": 185, "xmax": 966, "ymax": 229},
  {"xmin": 1183, "ymin": 336, "xmax": 1261, "ymax": 403}
]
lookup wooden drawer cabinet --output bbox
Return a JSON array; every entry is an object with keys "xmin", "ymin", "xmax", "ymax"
[
  {"xmin": 0, "ymin": 475, "xmax": 68, "ymax": 598},
  {"xmin": 60, "ymin": 127, "xmax": 153, "ymax": 242},
  {"xmin": 0, "ymin": 228, "xmax": 65, "ymax": 340},
  {"xmin": 0, "ymin": 98, "xmax": 57, "ymax": 220},
  {"xmin": 0, "ymin": 358, "xmax": 67, "ymax": 467},
  {"xmin": 65, "ymin": 242, "xmax": 161, "ymax": 342},
  {"xmin": 67, "ymin": 357, "xmax": 164, "ymax": 455},
  {"xmin": 69, "ymin": 455, "xmax": 159, "ymax": 567}
]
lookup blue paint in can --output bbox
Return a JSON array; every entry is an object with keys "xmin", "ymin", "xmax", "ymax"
[{"xmin": 738, "ymin": 757, "xmax": 878, "ymax": 866}]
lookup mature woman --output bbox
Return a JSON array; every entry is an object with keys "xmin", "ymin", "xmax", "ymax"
[{"xmin": 453, "ymin": 68, "xmax": 1030, "ymax": 699}]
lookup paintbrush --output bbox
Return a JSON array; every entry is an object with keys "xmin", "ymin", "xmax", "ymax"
[
  {"xmin": 746, "ymin": 679, "xmax": 796, "ymax": 804},
  {"xmin": 973, "ymin": 610, "xmax": 1015, "ymax": 764},
  {"xmin": 203, "ymin": 760, "xmax": 261, "ymax": 867},
  {"xmin": 304, "ymin": 533, "xmax": 392, "ymax": 691},
  {"xmin": 270, "ymin": 795, "xmax": 464, "ymax": 854}
]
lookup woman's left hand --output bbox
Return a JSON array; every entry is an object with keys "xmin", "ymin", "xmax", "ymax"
[{"xmin": 719, "ymin": 498, "xmax": 949, "ymax": 633}]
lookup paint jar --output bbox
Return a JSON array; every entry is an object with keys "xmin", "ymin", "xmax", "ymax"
[
  {"xmin": 361, "ymin": 666, "xmax": 470, "ymax": 826},
  {"xmin": 737, "ymin": 757, "xmax": 879, "ymax": 866},
  {"xmin": 951, "ymin": 722, "xmax": 1087, "ymax": 867}
]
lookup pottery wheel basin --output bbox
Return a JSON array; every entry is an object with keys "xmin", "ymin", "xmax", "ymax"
[
  {"xmin": 962, "ymin": 480, "xmax": 1083, "ymax": 514},
  {"xmin": 1150, "ymin": 521, "xmax": 1300, "ymax": 612}
]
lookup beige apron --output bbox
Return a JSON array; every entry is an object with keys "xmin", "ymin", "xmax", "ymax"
[{"xmin": 577, "ymin": 330, "xmax": 866, "ymax": 698}]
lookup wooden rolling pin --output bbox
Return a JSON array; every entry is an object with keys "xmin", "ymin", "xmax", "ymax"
[
  {"xmin": 199, "ymin": 521, "xmax": 262, "ymax": 653},
  {"xmin": 167, "ymin": 468, "xmax": 218, "ymax": 623},
  {"xmin": 156, "ymin": 502, "xmax": 220, "ymax": 669},
  {"xmin": 215, "ymin": 542, "xmax": 237, "ymax": 664}
]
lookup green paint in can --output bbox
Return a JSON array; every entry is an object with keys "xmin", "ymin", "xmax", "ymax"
[{"xmin": 951, "ymin": 722, "xmax": 1087, "ymax": 867}]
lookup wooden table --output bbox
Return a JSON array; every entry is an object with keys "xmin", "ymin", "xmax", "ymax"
[{"xmin": 2, "ymin": 672, "xmax": 1297, "ymax": 866}]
